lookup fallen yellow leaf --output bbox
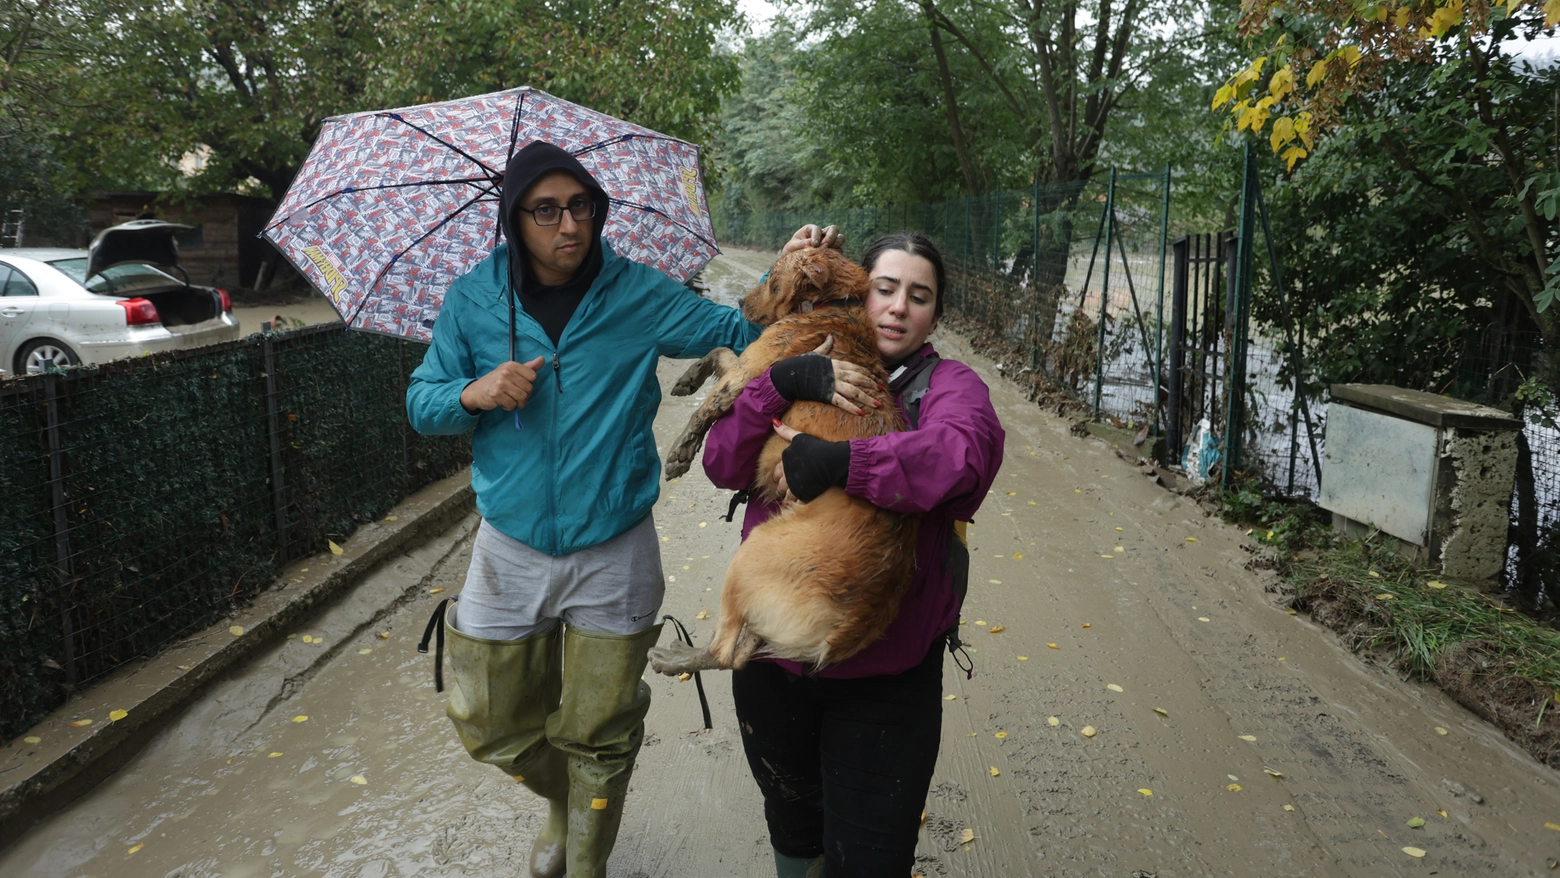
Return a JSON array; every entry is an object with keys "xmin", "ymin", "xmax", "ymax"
[
  {"xmin": 1436, "ymin": 809, "xmax": 1448, "ymax": 818},
  {"xmin": 988, "ymin": 626, "xmax": 1005, "ymax": 634},
  {"xmin": 1007, "ymin": 491, "xmax": 1016, "ymax": 496},
  {"xmin": 351, "ymin": 775, "xmax": 367, "ymax": 785},
  {"xmin": 1427, "ymin": 580, "xmax": 1447, "ymax": 589},
  {"xmin": 1082, "ymin": 622, "xmax": 1091, "ymax": 628},
  {"xmin": 24, "ymin": 736, "xmax": 41, "ymax": 744},
  {"xmin": 1107, "ymin": 684, "xmax": 1124, "ymax": 692},
  {"xmin": 302, "ymin": 635, "xmax": 314, "ymax": 643},
  {"xmin": 1547, "ymin": 821, "xmax": 1560, "ymax": 832},
  {"xmin": 1017, "ymin": 655, "xmax": 1029, "ymax": 660},
  {"xmin": 988, "ymin": 579, "xmax": 1003, "ymax": 584},
  {"xmin": 69, "ymin": 719, "xmax": 92, "ymax": 727},
  {"xmin": 1080, "ymin": 726, "xmax": 1096, "ymax": 738},
  {"xmin": 292, "ymin": 715, "xmax": 309, "ymax": 723},
  {"xmin": 1283, "ymin": 804, "xmax": 1296, "ymax": 811},
  {"xmin": 695, "ymin": 610, "xmax": 709, "ymax": 621},
  {"xmin": 1227, "ymin": 783, "xmax": 1243, "ymax": 792},
  {"xmin": 1375, "ymin": 593, "xmax": 1394, "ymax": 601},
  {"xmin": 1368, "ymin": 570, "xmax": 1381, "ymax": 578},
  {"xmin": 1402, "ymin": 846, "xmax": 1426, "ymax": 858},
  {"xmin": 1114, "ymin": 527, "xmax": 1124, "ymax": 532},
  {"xmin": 995, "ymin": 731, "xmax": 1008, "ymax": 739},
  {"xmin": 1435, "ymin": 727, "xmax": 1448, "ymax": 735},
  {"xmin": 944, "ymin": 694, "xmax": 957, "ymax": 701},
  {"xmin": 1046, "ymin": 717, "xmax": 1061, "ymax": 727},
  {"xmin": 429, "ymin": 587, "xmax": 445, "ymax": 594},
  {"xmin": 1115, "ymin": 546, "xmax": 1125, "ymax": 553},
  {"xmin": 989, "ymin": 766, "xmax": 1000, "ymax": 777},
  {"xmin": 1013, "ymin": 553, "xmax": 1023, "ymax": 559},
  {"xmin": 268, "ymin": 752, "xmax": 283, "ymax": 758},
  {"xmin": 1100, "ymin": 554, "xmax": 1114, "ymax": 559},
  {"xmin": 1047, "ymin": 643, "xmax": 1059, "ymax": 649},
  {"xmin": 1138, "ymin": 788, "xmax": 1153, "ymax": 796},
  {"xmin": 1265, "ymin": 768, "xmax": 1284, "ymax": 778},
  {"xmin": 958, "ymin": 828, "xmax": 975, "ymax": 844},
  {"xmin": 1153, "ymin": 708, "xmax": 1168, "ymax": 717},
  {"xmin": 1285, "ymin": 608, "xmax": 1298, "ymax": 615},
  {"xmin": 229, "ymin": 625, "xmax": 244, "ymax": 636},
  {"xmin": 109, "ymin": 709, "xmax": 127, "ymax": 722},
  {"xmin": 1198, "ymin": 617, "xmax": 1211, "ymax": 622},
  {"xmin": 699, "ymin": 521, "xmax": 707, "ymax": 528},
  {"xmin": 329, "ymin": 540, "xmax": 344, "ymax": 555},
  {"xmin": 677, "ymin": 673, "xmax": 691, "ymax": 682},
  {"xmin": 1186, "ymin": 537, "xmax": 1198, "ymax": 542},
  {"xmin": 966, "ymin": 732, "xmax": 977, "ymax": 737},
  {"xmin": 1238, "ymin": 735, "xmax": 1257, "ymax": 742},
  {"xmin": 974, "ymin": 620, "xmax": 987, "ymax": 626},
  {"xmin": 378, "ymin": 631, "xmax": 389, "ymax": 639},
  {"xmin": 358, "ymin": 648, "xmax": 373, "ymax": 655},
  {"xmin": 384, "ymin": 515, "xmax": 398, "ymax": 521},
  {"xmin": 128, "ymin": 843, "xmax": 144, "ymax": 854}
]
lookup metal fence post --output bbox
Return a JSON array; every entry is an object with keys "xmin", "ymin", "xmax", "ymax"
[
  {"xmin": 1093, "ymin": 168, "xmax": 1117, "ymax": 418},
  {"xmin": 1031, "ymin": 177, "xmax": 1042, "ymax": 368},
  {"xmin": 993, "ymin": 189, "xmax": 1001, "ymax": 270},
  {"xmin": 1222, "ymin": 145, "xmax": 1257, "ymax": 491},
  {"xmin": 42, "ymin": 359, "xmax": 77, "ymax": 688},
  {"xmin": 261, "ymin": 324, "xmax": 288, "ymax": 555},
  {"xmin": 399, "ymin": 339, "xmax": 411, "ymax": 489},
  {"xmin": 1153, "ymin": 163, "xmax": 1172, "ymax": 445}
]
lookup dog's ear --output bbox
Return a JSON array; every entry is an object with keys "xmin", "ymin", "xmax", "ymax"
[{"xmin": 800, "ymin": 256, "xmax": 829, "ymax": 295}]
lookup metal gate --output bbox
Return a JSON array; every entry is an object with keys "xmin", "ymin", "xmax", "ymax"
[{"xmin": 1165, "ymin": 232, "xmax": 1234, "ymax": 466}]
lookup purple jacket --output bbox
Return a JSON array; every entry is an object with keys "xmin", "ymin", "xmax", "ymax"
[{"xmin": 702, "ymin": 342, "xmax": 1006, "ymax": 678}]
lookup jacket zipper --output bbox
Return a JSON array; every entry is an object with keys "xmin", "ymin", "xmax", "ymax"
[{"xmin": 546, "ymin": 350, "xmax": 561, "ymax": 552}]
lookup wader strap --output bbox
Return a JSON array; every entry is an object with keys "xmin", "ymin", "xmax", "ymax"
[
  {"xmin": 723, "ymin": 489, "xmax": 752, "ymax": 523},
  {"xmin": 946, "ymin": 631, "xmax": 974, "ymax": 680},
  {"xmin": 662, "ymin": 614, "xmax": 713, "ymax": 730},
  {"xmin": 418, "ymin": 597, "xmax": 450, "ymax": 693}
]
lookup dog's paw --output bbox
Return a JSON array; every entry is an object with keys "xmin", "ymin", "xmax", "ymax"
[
  {"xmin": 670, "ymin": 372, "xmax": 707, "ymax": 397},
  {"xmin": 648, "ymin": 642, "xmax": 723, "ymax": 675}
]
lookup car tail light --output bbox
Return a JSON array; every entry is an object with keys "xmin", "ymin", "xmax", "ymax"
[
  {"xmin": 118, "ymin": 298, "xmax": 160, "ymax": 325},
  {"xmin": 216, "ymin": 288, "xmax": 232, "ymax": 311}
]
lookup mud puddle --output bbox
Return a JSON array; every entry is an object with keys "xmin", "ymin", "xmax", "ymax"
[{"xmin": 3, "ymin": 252, "xmax": 1559, "ymax": 876}]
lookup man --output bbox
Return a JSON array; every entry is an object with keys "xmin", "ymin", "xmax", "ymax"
[{"xmin": 407, "ymin": 141, "xmax": 759, "ymax": 878}]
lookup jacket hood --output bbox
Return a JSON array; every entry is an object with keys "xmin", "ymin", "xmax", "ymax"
[{"xmin": 499, "ymin": 141, "xmax": 611, "ymax": 297}]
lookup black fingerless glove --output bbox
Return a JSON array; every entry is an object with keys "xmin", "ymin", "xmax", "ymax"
[
  {"xmin": 769, "ymin": 354, "xmax": 835, "ymax": 403},
  {"xmin": 781, "ymin": 434, "xmax": 852, "ymax": 502}
]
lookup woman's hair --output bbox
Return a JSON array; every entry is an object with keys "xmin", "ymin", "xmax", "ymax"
[{"xmin": 859, "ymin": 232, "xmax": 947, "ymax": 317}]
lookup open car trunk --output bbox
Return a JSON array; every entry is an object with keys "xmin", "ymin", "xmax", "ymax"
[{"xmin": 140, "ymin": 289, "xmax": 221, "ymax": 327}]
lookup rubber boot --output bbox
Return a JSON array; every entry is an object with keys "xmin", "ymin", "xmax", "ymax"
[
  {"xmin": 546, "ymin": 624, "xmax": 664, "ymax": 878},
  {"xmin": 774, "ymin": 850, "xmax": 826, "ymax": 878},
  {"xmin": 442, "ymin": 603, "xmax": 569, "ymax": 877}
]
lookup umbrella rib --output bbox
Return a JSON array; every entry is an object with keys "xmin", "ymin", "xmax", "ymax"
[
  {"xmin": 609, "ymin": 198, "xmax": 719, "ymax": 250},
  {"xmin": 570, "ymin": 132, "xmax": 691, "ymax": 158},
  {"xmin": 377, "ymin": 112, "xmax": 501, "ymax": 178},
  {"xmin": 264, "ymin": 177, "xmax": 498, "ymax": 232},
  {"xmin": 506, "ymin": 91, "xmax": 527, "ymax": 165},
  {"xmin": 342, "ymin": 189, "xmax": 492, "ymax": 329}
]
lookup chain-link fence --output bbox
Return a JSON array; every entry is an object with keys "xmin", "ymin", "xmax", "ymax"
[
  {"xmin": 719, "ymin": 168, "xmax": 1173, "ymax": 431},
  {"xmin": 0, "ymin": 326, "xmax": 469, "ymax": 738}
]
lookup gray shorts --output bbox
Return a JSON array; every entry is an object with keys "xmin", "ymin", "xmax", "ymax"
[{"xmin": 453, "ymin": 514, "xmax": 665, "ymax": 640}]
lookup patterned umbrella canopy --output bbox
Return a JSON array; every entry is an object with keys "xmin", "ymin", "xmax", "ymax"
[{"xmin": 262, "ymin": 87, "xmax": 718, "ymax": 342}]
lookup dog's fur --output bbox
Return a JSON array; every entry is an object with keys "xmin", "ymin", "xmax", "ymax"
[{"xmin": 651, "ymin": 248, "xmax": 919, "ymax": 675}]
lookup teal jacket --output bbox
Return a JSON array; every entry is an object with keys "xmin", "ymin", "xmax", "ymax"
[{"xmin": 406, "ymin": 242, "xmax": 761, "ymax": 555}]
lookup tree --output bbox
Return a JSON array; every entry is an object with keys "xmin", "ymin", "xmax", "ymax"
[
  {"xmin": 14, "ymin": 0, "xmax": 741, "ymax": 204},
  {"xmin": 1212, "ymin": 0, "xmax": 1560, "ymax": 346}
]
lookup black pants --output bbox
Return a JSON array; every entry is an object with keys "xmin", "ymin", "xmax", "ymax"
[{"xmin": 731, "ymin": 640, "xmax": 944, "ymax": 878}]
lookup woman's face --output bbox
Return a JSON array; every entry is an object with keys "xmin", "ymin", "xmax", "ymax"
[{"xmin": 864, "ymin": 249, "xmax": 940, "ymax": 365}]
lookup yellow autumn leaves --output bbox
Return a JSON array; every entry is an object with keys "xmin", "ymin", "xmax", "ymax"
[{"xmin": 1211, "ymin": 51, "xmax": 1320, "ymax": 171}]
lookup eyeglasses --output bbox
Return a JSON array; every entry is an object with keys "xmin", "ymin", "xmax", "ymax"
[{"xmin": 515, "ymin": 198, "xmax": 596, "ymax": 227}]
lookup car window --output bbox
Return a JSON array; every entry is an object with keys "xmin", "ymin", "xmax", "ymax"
[
  {"xmin": 47, "ymin": 257, "xmax": 180, "ymax": 294},
  {"xmin": 3, "ymin": 265, "xmax": 40, "ymax": 297}
]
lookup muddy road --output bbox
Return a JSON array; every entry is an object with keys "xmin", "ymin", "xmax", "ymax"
[{"xmin": 3, "ymin": 249, "xmax": 1558, "ymax": 877}]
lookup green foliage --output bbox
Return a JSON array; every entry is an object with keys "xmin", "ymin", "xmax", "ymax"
[
  {"xmin": 4, "ymin": 0, "xmax": 741, "ymax": 203},
  {"xmin": 1218, "ymin": 484, "xmax": 1330, "ymax": 555},
  {"xmin": 0, "ymin": 328, "xmax": 467, "ymax": 739}
]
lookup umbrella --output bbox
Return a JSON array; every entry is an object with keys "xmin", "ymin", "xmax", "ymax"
[{"xmin": 261, "ymin": 87, "xmax": 719, "ymax": 343}]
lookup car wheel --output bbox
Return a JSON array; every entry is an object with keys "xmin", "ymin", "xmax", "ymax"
[{"xmin": 19, "ymin": 338, "xmax": 80, "ymax": 374}]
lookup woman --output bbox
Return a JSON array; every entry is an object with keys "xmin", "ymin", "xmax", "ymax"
[{"xmin": 701, "ymin": 227, "xmax": 1006, "ymax": 877}]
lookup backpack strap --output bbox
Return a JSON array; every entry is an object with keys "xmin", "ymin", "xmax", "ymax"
[{"xmin": 899, "ymin": 353, "xmax": 942, "ymax": 430}]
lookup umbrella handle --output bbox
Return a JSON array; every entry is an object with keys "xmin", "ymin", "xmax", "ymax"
[{"xmin": 514, "ymin": 410, "xmax": 523, "ymax": 431}]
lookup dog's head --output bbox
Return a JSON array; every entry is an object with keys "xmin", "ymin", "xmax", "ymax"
[{"xmin": 741, "ymin": 247, "xmax": 870, "ymax": 325}]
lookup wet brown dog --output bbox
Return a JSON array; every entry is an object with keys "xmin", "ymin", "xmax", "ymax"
[{"xmin": 651, "ymin": 247, "xmax": 919, "ymax": 674}]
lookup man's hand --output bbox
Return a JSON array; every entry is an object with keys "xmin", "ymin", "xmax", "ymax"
[
  {"xmin": 460, "ymin": 356, "xmax": 547, "ymax": 413},
  {"xmin": 781, "ymin": 224, "xmax": 844, "ymax": 255}
]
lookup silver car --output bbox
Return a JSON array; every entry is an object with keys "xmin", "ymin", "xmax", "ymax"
[{"xmin": 0, "ymin": 221, "xmax": 242, "ymax": 377}]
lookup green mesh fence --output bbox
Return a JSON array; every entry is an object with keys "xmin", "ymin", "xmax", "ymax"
[
  {"xmin": 718, "ymin": 170, "xmax": 1173, "ymax": 431},
  {"xmin": 0, "ymin": 326, "xmax": 469, "ymax": 738}
]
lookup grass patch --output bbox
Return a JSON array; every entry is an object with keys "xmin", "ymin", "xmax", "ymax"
[{"xmin": 1285, "ymin": 536, "xmax": 1560, "ymax": 767}]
